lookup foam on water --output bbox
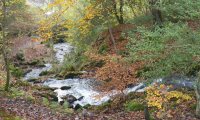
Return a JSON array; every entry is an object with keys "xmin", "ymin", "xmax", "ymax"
[
  {"xmin": 24, "ymin": 42, "xmax": 146, "ymax": 106},
  {"xmin": 43, "ymin": 79, "xmax": 112, "ymax": 106},
  {"xmin": 24, "ymin": 63, "xmax": 52, "ymax": 80},
  {"xmin": 53, "ymin": 43, "xmax": 73, "ymax": 63},
  {"xmin": 43, "ymin": 78, "xmax": 145, "ymax": 106}
]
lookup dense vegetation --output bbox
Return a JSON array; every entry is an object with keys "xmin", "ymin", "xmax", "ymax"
[{"xmin": 1, "ymin": 0, "xmax": 200, "ymax": 119}]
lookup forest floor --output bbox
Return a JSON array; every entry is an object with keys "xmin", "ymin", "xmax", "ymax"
[
  {"xmin": 0, "ymin": 23, "xmax": 200, "ymax": 120},
  {"xmin": 0, "ymin": 34, "xmax": 146, "ymax": 120},
  {"xmin": 0, "ymin": 94, "xmax": 145, "ymax": 120}
]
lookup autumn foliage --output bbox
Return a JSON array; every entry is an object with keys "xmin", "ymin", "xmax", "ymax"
[
  {"xmin": 90, "ymin": 53, "xmax": 143, "ymax": 92},
  {"xmin": 146, "ymin": 84, "xmax": 193, "ymax": 119}
]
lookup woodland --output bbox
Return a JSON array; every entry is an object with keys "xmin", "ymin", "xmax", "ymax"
[{"xmin": 1, "ymin": 0, "xmax": 200, "ymax": 120}]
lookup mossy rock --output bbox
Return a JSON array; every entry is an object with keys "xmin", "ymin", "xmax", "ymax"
[
  {"xmin": 27, "ymin": 60, "xmax": 40, "ymax": 66},
  {"xmin": 39, "ymin": 71, "xmax": 49, "ymax": 76},
  {"xmin": 27, "ymin": 78, "xmax": 38, "ymax": 82},
  {"xmin": 64, "ymin": 72, "xmax": 83, "ymax": 79}
]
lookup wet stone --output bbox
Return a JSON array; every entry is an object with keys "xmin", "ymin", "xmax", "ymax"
[
  {"xmin": 74, "ymin": 104, "xmax": 82, "ymax": 110},
  {"xmin": 60, "ymin": 86, "xmax": 71, "ymax": 90},
  {"xmin": 62, "ymin": 95, "xmax": 77, "ymax": 104}
]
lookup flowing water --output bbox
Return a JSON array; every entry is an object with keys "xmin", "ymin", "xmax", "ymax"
[
  {"xmin": 24, "ymin": 63, "xmax": 52, "ymax": 80},
  {"xmin": 23, "ymin": 42, "xmax": 145, "ymax": 107},
  {"xmin": 24, "ymin": 42, "xmax": 194, "ymax": 107}
]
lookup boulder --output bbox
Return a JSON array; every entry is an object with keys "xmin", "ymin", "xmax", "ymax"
[
  {"xmin": 78, "ymin": 96, "xmax": 84, "ymax": 101},
  {"xmin": 60, "ymin": 86, "xmax": 71, "ymax": 90},
  {"xmin": 62, "ymin": 95, "xmax": 77, "ymax": 104},
  {"xmin": 39, "ymin": 71, "xmax": 49, "ymax": 76},
  {"xmin": 67, "ymin": 95, "xmax": 77, "ymax": 104},
  {"xmin": 126, "ymin": 83, "xmax": 135, "ymax": 88},
  {"xmin": 23, "ymin": 69, "xmax": 32, "ymax": 76},
  {"xmin": 74, "ymin": 104, "xmax": 82, "ymax": 110},
  {"xmin": 68, "ymin": 104, "xmax": 74, "ymax": 108},
  {"xmin": 27, "ymin": 78, "xmax": 38, "ymax": 82},
  {"xmin": 64, "ymin": 72, "xmax": 83, "ymax": 79}
]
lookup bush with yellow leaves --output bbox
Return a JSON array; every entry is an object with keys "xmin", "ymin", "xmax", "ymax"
[
  {"xmin": 146, "ymin": 84, "xmax": 192, "ymax": 119},
  {"xmin": 146, "ymin": 84, "xmax": 192, "ymax": 110}
]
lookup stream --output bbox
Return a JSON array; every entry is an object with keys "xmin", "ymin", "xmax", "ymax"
[{"xmin": 23, "ymin": 42, "xmax": 195, "ymax": 107}]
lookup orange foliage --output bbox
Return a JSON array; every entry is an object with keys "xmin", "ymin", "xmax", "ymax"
[{"xmin": 95, "ymin": 58, "xmax": 143, "ymax": 92}]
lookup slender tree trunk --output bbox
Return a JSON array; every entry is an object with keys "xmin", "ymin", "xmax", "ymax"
[
  {"xmin": 195, "ymin": 72, "xmax": 200, "ymax": 118},
  {"xmin": 144, "ymin": 91, "xmax": 150, "ymax": 120},
  {"xmin": 108, "ymin": 27, "xmax": 117, "ymax": 53},
  {"xmin": 1, "ymin": 0, "xmax": 10, "ymax": 91},
  {"xmin": 2, "ymin": 48, "xmax": 10, "ymax": 91}
]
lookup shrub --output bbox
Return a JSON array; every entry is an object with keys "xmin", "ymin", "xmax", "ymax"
[
  {"xmin": 98, "ymin": 43, "xmax": 109, "ymax": 54},
  {"xmin": 9, "ymin": 64, "xmax": 23, "ymax": 78},
  {"xmin": 157, "ymin": 0, "xmax": 200, "ymax": 20},
  {"xmin": 146, "ymin": 84, "xmax": 192, "ymax": 110},
  {"xmin": 127, "ymin": 22, "xmax": 200, "ymax": 79},
  {"xmin": 42, "ymin": 97, "xmax": 50, "ymax": 106},
  {"xmin": 9, "ymin": 88, "xmax": 25, "ymax": 98},
  {"xmin": 124, "ymin": 100, "xmax": 145, "ymax": 111}
]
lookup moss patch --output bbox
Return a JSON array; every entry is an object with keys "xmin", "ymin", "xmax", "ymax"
[{"xmin": 124, "ymin": 100, "xmax": 145, "ymax": 111}]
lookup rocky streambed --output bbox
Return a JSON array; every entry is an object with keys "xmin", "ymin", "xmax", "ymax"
[
  {"xmin": 23, "ymin": 42, "xmax": 146, "ymax": 108},
  {"xmin": 23, "ymin": 42, "xmax": 196, "ymax": 109}
]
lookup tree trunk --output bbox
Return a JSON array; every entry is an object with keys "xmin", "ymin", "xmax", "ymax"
[
  {"xmin": 119, "ymin": 0, "xmax": 124, "ymax": 24},
  {"xmin": 1, "ymin": 0, "xmax": 10, "ymax": 91},
  {"xmin": 144, "ymin": 91, "xmax": 150, "ymax": 120},
  {"xmin": 2, "ymin": 48, "xmax": 10, "ymax": 91},
  {"xmin": 195, "ymin": 72, "xmax": 200, "ymax": 118},
  {"xmin": 149, "ymin": 0, "xmax": 163, "ymax": 25},
  {"xmin": 112, "ymin": 0, "xmax": 124, "ymax": 24},
  {"xmin": 151, "ymin": 8, "xmax": 163, "ymax": 25},
  {"xmin": 108, "ymin": 27, "xmax": 117, "ymax": 53}
]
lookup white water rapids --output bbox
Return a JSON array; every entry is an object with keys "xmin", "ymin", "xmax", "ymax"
[{"xmin": 23, "ymin": 42, "xmax": 148, "ymax": 107}]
